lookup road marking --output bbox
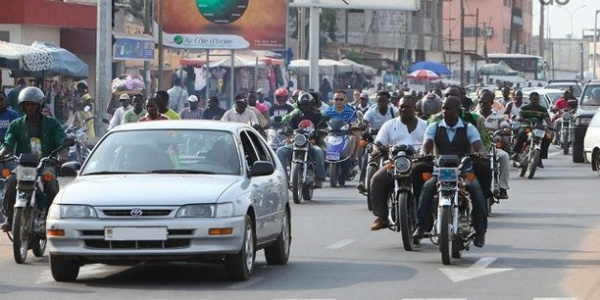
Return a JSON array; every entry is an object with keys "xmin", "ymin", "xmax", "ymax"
[
  {"xmin": 273, "ymin": 299, "xmax": 336, "ymax": 300},
  {"xmin": 324, "ymin": 239, "xmax": 356, "ymax": 249},
  {"xmin": 533, "ymin": 298, "xmax": 576, "ymax": 300},
  {"xmin": 402, "ymin": 298, "xmax": 467, "ymax": 300},
  {"xmin": 226, "ymin": 276, "xmax": 264, "ymax": 289},
  {"xmin": 439, "ymin": 257, "xmax": 513, "ymax": 282}
]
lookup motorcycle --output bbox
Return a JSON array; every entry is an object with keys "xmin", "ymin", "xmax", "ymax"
[
  {"xmin": 65, "ymin": 125, "xmax": 91, "ymax": 165},
  {"xmin": 487, "ymin": 127, "xmax": 510, "ymax": 216},
  {"xmin": 429, "ymin": 154, "xmax": 479, "ymax": 265},
  {"xmin": 290, "ymin": 126, "xmax": 318, "ymax": 204},
  {"xmin": 386, "ymin": 144, "xmax": 420, "ymax": 251},
  {"xmin": 325, "ymin": 118, "xmax": 357, "ymax": 187},
  {"xmin": 359, "ymin": 128, "xmax": 381, "ymax": 211},
  {"xmin": 517, "ymin": 122, "xmax": 549, "ymax": 179},
  {"xmin": 4, "ymin": 138, "xmax": 75, "ymax": 264},
  {"xmin": 557, "ymin": 108, "xmax": 574, "ymax": 155}
]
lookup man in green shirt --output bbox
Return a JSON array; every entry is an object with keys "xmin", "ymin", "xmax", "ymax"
[
  {"xmin": 156, "ymin": 90, "xmax": 181, "ymax": 120},
  {"xmin": 7, "ymin": 79, "xmax": 26, "ymax": 116},
  {"xmin": 122, "ymin": 94, "xmax": 147, "ymax": 124},
  {"xmin": 0, "ymin": 87, "xmax": 66, "ymax": 231},
  {"xmin": 511, "ymin": 91, "xmax": 554, "ymax": 168}
]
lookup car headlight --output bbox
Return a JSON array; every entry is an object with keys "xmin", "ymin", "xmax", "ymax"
[
  {"xmin": 575, "ymin": 117, "xmax": 591, "ymax": 126},
  {"xmin": 394, "ymin": 156, "xmax": 412, "ymax": 173},
  {"xmin": 293, "ymin": 134, "xmax": 308, "ymax": 147},
  {"xmin": 48, "ymin": 204, "xmax": 98, "ymax": 219},
  {"xmin": 176, "ymin": 202, "xmax": 235, "ymax": 218}
]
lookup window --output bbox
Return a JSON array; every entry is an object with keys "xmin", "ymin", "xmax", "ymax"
[
  {"xmin": 424, "ymin": 0, "xmax": 432, "ymax": 19},
  {"xmin": 464, "ymin": 27, "xmax": 480, "ymax": 37},
  {"xmin": 244, "ymin": 130, "xmax": 274, "ymax": 164},
  {"xmin": 240, "ymin": 131, "xmax": 260, "ymax": 168}
]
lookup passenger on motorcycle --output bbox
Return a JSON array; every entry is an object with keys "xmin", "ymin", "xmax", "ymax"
[
  {"xmin": 419, "ymin": 92, "xmax": 443, "ymax": 120},
  {"xmin": 475, "ymin": 90, "xmax": 511, "ymax": 199},
  {"xmin": 354, "ymin": 93, "xmax": 371, "ymax": 115},
  {"xmin": 511, "ymin": 91, "xmax": 554, "ymax": 168},
  {"xmin": 0, "ymin": 87, "xmax": 67, "ymax": 231},
  {"xmin": 291, "ymin": 90, "xmax": 302, "ymax": 104},
  {"xmin": 504, "ymin": 90, "xmax": 525, "ymax": 122},
  {"xmin": 323, "ymin": 90, "xmax": 361, "ymax": 162},
  {"xmin": 269, "ymin": 88, "xmax": 294, "ymax": 129},
  {"xmin": 369, "ymin": 96, "xmax": 427, "ymax": 230},
  {"xmin": 276, "ymin": 92, "xmax": 327, "ymax": 188},
  {"xmin": 551, "ymin": 89, "xmax": 578, "ymax": 141},
  {"xmin": 413, "ymin": 96, "xmax": 488, "ymax": 247}
]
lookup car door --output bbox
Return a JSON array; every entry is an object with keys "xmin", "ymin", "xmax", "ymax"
[{"xmin": 239, "ymin": 130, "xmax": 282, "ymax": 244}]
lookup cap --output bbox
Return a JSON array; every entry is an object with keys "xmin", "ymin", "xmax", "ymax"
[
  {"xmin": 187, "ymin": 95, "xmax": 199, "ymax": 102},
  {"xmin": 256, "ymin": 88, "xmax": 265, "ymax": 94},
  {"xmin": 359, "ymin": 92, "xmax": 369, "ymax": 99},
  {"xmin": 119, "ymin": 94, "xmax": 131, "ymax": 101}
]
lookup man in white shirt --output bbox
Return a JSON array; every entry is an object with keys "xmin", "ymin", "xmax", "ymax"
[
  {"xmin": 221, "ymin": 93, "xmax": 259, "ymax": 125},
  {"xmin": 369, "ymin": 96, "xmax": 428, "ymax": 231},
  {"xmin": 167, "ymin": 77, "xmax": 188, "ymax": 113},
  {"xmin": 475, "ymin": 90, "xmax": 510, "ymax": 199},
  {"xmin": 108, "ymin": 94, "xmax": 131, "ymax": 130}
]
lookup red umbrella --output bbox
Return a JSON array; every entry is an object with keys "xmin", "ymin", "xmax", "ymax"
[{"xmin": 408, "ymin": 69, "xmax": 440, "ymax": 80}]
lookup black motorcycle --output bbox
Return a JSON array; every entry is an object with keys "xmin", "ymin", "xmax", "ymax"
[{"xmin": 290, "ymin": 128, "xmax": 317, "ymax": 204}]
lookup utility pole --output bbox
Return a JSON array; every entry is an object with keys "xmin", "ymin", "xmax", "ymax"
[
  {"xmin": 460, "ymin": 0, "xmax": 465, "ymax": 86},
  {"xmin": 157, "ymin": 0, "xmax": 164, "ymax": 90},
  {"xmin": 580, "ymin": 42, "xmax": 584, "ymax": 81},
  {"xmin": 96, "ymin": 0, "xmax": 112, "ymax": 137},
  {"xmin": 464, "ymin": 8, "xmax": 479, "ymax": 86},
  {"xmin": 539, "ymin": 3, "xmax": 544, "ymax": 57},
  {"xmin": 143, "ymin": 0, "xmax": 152, "ymax": 96},
  {"xmin": 403, "ymin": 11, "xmax": 410, "ymax": 83}
]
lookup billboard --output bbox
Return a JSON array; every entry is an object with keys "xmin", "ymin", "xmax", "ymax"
[
  {"xmin": 113, "ymin": 36, "xmax": 154, "ymax": 61},
  {"xmin": 155, "ymin": 0, "xmax": 287, "ymax": 50},
  {"xmin": 289, "ymin": 0, "xmax": 420, "ymax": 10}
]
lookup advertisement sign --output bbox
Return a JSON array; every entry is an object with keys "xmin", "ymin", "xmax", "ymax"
[
  {"xmin": 113, "ymin": 37, "xmax": 155, "ymax": 61},
  {"xmin": 155, "ymin": 0, "xmax": 287, "ymax": 50},
  {"xmin": 289, "ymin": 0, "xmax": 420, "ymax": 10}
]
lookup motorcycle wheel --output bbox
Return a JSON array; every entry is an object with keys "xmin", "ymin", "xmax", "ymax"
[
  {"xmin": 291, "ymin": 163, "xmax": 303, "ymax": 204},
  {"xmin": 486, "ymin": 197, "xmax": 492, "ymax": 217},
  {"xmin": 329, "ymin": 164, "xmax": 338, "ymax": 188},
  {"xmin": 527, "ymin": 149, "xmax": 540, "ymax": 179},
  {"xmin": 439, "ymin": 206, "xmax": 452, "ymax": 265},
  {"xmin": 562, "ymin": 130, "xmax": 569, "ymax": 155},
  {"xmin": 12, "ymin": 207, "xmax": 31, "ymax": 264},
  {"xmin": 365, "ymin": 165, "xmax": 377, "ymax": 211},
  {"xmin": 399, "ymin": 193, "xmax": 415, "ymax": 251},
  {"xmin": 518, "ymin": 151, "xmax": 528, "ymax": 177},
  {"xmin": 32, "ymin": 236, "xmax": 47, "ymax": 257},
  {"xmin": 452, "ymin": 231, "xmax": 463, "ymax": 259}
]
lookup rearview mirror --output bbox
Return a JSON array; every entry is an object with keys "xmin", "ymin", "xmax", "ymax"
[
  {"xmin": 62, "ymin": 137, "xmax": 76, "ymax": 147},
  {"xmin": 60, "ymin": 161, "xmax": 80, "ymax": 177},
  {"xmin": 249, "ymin": 161, "xmax": 274, "ymax": 177}
]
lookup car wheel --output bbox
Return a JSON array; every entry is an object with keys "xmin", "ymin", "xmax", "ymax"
[
  {"xmin": 226, "ymin": 214, "xmax": 255, "ymax": 281},
  {"xmin": 264, "ymin": 207, "xmax": 291, "ymax": 265},
  {"xmin": 573, "ymin": 142, "xmax": 585, "ymax": 163},
  {"xmin": 50, "ymin": 254, "xmax": 80, "ymax": 282},
  {"xmin": 595, "ymin": 150, "xmax": 600, "ymax": 176}
]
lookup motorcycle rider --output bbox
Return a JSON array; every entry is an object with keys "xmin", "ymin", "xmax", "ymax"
[
  {"xmin": 551, "ymin": 89, "xmax": 578, "ymax": 143},
  {"xmin": 511, "ymin": 91, "xmax": 554, "ymax": 169},
  {"xmin": 420, "ymin": 92, "xmax": 443, "ymax": 120},
  {"xmin": 355, "ymin": 92, "xmax": 371, "ymax": 115},
  {"xmin": 0, "ymin": 87, "xmax": 66, "ymax": 231},
  {"xmin": 475, "ymin": 90, "xmax": 511, "ymax": 199},
  {"xmin": 413, "ymin": 96, "xmax": 488, "ymax": 248},
  {"xmin": 276, "ymin": 92, "xmax": 327, "ymax": 188},
  {"xmin": 269, "ymin": 88, "xmax": 294, "ymax": 129},
  {"xmin": 324, "ymin": 90, "xmax": 360, "ymax": 163},
  {"xmin": 356, "ymin": 90, "xmax": 398, "ymax": 193},
  {"xmin": 504, "ymin": 90, "xmax": 525, "ymax": 122},
  {"xmin": 369, "ymin": 96, "xmax": 427, "ymax": 230}
]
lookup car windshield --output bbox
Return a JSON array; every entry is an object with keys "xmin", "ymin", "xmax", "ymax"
[
  {"xmin": 81, "ymin": 129, "xmax": 241, "ymax": 176},
  {"xmin": 546, "ymin": 83, "xmax": 582, "ymax": 97},
  {"xmin": 545, "ymin": 92, "xmax": 563, "ymax": 104},
  {"xmin": 581, "ymin": 86, "xmax": 600, "ymax": 107}
]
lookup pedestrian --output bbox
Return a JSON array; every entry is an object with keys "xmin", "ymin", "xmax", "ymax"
[{"xmin": 179, "ymin": 95, "xmax": 204, "ymax": 120}]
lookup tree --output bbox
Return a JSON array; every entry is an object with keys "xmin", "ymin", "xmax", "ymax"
[{"xmin": 289, "ymin": 7, "xmax": 339, "ymax": 59}]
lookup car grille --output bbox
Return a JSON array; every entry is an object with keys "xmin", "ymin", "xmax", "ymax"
[
  {"xmin": 102, "ymin": 209, "xmax": 173, "ymax": 217},
  {"xmin": 81, "ymin": 229, "xmax": 194, "ymax": 250}
]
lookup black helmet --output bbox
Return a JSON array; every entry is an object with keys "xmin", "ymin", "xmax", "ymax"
[
  {"xmin": 297, "ymin": 92, "xmax": 315, "ymax": 112},
  {"xmin": 18, "ymin": 86, "xmax": 45, "ymax": 106}
]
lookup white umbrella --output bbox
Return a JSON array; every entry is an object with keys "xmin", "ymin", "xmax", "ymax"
[
  {"xmin": 289, "ymin": 59, "xmax": 353, "ymax": 75},
  {"xmin": 0, "ymin": 41, "xmax": 53, "ymax": 71},
  {"xmin": 340, "ymin": 59, "xmax": 377, "ymax": 76}
]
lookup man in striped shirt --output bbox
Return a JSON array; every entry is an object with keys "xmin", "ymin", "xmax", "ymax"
[{"xmin": 179, "ymin": 95, "xmax": 204, "ymax": 120}]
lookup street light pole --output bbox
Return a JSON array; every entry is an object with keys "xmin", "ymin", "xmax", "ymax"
[
  {"xmin": 557, "ymin": 5, "xmax": 586, "ymax": 38},
  {"xmin": 594, "ymin": 10, "xmax": 600, "ymax": 80}
]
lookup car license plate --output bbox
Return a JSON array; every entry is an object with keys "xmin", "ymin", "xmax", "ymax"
[
  {"xmin": 438, "ymin": 168, "xmax": 458, "ymax": 182},
  {"xmin": 104, "ymin": 227, "xmax": 168, "ymax": 241},
  {"xmin": 326, "ymin": 152, "xmax": 340, "ymax": 160}
]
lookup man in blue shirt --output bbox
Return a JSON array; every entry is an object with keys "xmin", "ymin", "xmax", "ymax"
[
  {"xmin": 0, "ymin": 92, "xmax": 20, "ymax": 138},
  {"xmin": 324, "ymin": 90, "xmax": 360, "ymax": 161}
]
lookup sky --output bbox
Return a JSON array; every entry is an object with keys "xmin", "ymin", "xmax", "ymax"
[{"xmin": 532, "ymin": 0, "xmax": 600, "ymax": 39}]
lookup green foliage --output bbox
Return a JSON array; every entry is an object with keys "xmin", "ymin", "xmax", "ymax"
[{"xmin": 344, "ymin": 51, "xmax": 362, "ymax": 64}]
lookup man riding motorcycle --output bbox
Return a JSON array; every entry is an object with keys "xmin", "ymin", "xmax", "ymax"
[
  {"xmin": 511, "ymin": 91, "xmax": 554, "ymax": 168},
  {"xmin": 0, "ymin": 87, "xmax": 67, "ymax": 231},
  {"xmin": 356, "ymin": 90, "xmax": 398, "ymax": 193},
  {"xmin": 413, "ymin": 96, "xmax": 488, "ymax": 248},
  {"xmin": 276, "ymin": 92, "xmax": 327, "ymax": 188},
  {"xmin": 269, "ymin": 88, "xmax": 294, "ymax": 129},
  {"xmin": 369, "ymin": 96, "xmax": 427, "ymax": 230}
]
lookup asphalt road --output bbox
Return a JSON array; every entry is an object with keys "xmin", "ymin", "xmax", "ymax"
[{"xmin": 0, "ymin": 146, "xmax": 599, "ymax": 300}]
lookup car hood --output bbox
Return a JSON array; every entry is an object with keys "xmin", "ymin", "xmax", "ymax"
[
  {"xmin": 58, "ymin": 175, "xmax": 240, "ymax": 206},
  {"xmin": 576, "ymin": 105, "xmax": 600, "ymax": 117}
]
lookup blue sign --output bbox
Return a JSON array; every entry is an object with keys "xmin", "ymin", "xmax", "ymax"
[{"xmin": 113, "ymin": 37, "xmax": 154, "ymax": 61}]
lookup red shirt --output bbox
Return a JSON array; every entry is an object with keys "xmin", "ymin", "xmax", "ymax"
[
  {"xmin": 139, "ymin": 114, "xmax": 169, "ymax": 122},
  {"xmin": 553, "ymin": 97, "xmax": 572, "ymax": 111}
]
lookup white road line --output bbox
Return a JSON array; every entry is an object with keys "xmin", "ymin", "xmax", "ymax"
[
  {"xmin": 273, "ymin": 299, "xmax": 336, "ymax": 300},
  {"xmin": 402, "ymin": 298, "xmax": 467, "ymax": 300},
  {"xmin": 324, "ymin": 239, "xmax": 356, "ymax": 249},
  {"xmin": 226, "ymin": 276, "xmax": 264, "ymax": 289},
  {"xmin": 533, "ymin": 298, "xmax": 577, "ymax": 300}
]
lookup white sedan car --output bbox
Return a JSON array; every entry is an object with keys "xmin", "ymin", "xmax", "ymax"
[{"xmin": 48, "ymin": 121, "xmax": 291, "ymax": 282}]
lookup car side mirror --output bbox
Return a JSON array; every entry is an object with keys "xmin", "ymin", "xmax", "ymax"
[
  {"xmin": 249, "ymin": 161, "xmax": 274, "ymax": 177},
  {"xmin": 62, "ymin": 137, "xmax": 76, "ymax": 147},
  {"xmin": 60, "ymin": 161, "xmax": 80, "ymax": 177}
]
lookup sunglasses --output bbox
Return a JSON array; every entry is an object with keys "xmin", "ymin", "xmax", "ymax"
[{"xmin": 334, "ymin": 98, "xmax": 345, "ymax": 101}]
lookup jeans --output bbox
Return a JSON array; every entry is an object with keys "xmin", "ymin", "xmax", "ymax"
[
  {"xmin": 276, "ymin": 144, "xmax": 326, "ymax": 180},
  {"xmin": 416, "ymin": 176, "xmax": 487, "ymax": 234},
  {"xmin": 496, "ymin": 149, "xmax": 510, "ymax": 190},
  {"xmin": 370, "ymin": 167, "xmax": 393, "ymax": 219},
  {"xmin": 2, "ymin": 174, "xmax": 59, "ymax": 221}
]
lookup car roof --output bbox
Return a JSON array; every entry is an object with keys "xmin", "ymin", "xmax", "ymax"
[{"xmin": 110, "ymin": 120, "xmax": 253, "ymax": 133}]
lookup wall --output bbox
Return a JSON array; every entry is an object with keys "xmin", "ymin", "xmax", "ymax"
[
  {"xmin": 20, "ymin": 25, "xmax": 60, "ymax": 45},
  {"xmin": 0, "ymin": 24, "xmax": 22, "ymax": 87}
]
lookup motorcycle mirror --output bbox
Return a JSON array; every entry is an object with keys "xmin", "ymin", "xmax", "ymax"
[{"xmin": 62, "ymin": 137, "xmax": 76, "ymax": 147}]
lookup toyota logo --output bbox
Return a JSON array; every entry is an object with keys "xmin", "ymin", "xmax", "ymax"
[{"xmin": 130, "ymin": 209, "xmax": 143, "ymax": 217}]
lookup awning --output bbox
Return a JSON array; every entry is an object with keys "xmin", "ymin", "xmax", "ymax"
[
  {"xmin": 0, "ymin": 41, "xmax": 54, "ymax": 71},
  {"xmin": 9, "ymin": 41, "xmax": 89, "ymax": 80}
]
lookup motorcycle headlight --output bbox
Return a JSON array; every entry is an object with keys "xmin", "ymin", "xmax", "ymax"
[
  {"xmin": 293, "ymin": 134, "xmax": 308, "ymax": 146},
  {"xmin": 176, "ymin": 203, "xmax": 235, "ymax": 218},
  {"xmin": 394, "ymin": 156, "xmax": 412, "ymax": 173},
  {"xmin": 16, "ymin": 166, "xmax": 37, "ymax": 181},
  {"xmin": 562, "ymin": 111, "xmax": 572, "ymax": 119},
  {"xmin": 48, "ymin": 204, "xmax": 98, "ymax": 219}
]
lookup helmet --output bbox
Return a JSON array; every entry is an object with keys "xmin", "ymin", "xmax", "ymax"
[
  {"xmin": 275, "ymin": 88, "xmax": 289, "ymax": 103},
  {"xmin": 292, "ymin": 90, "xmax": 301, "ymax": 97},
  {"xmin": 297, "ymin": 92, "xmax": 315, "ymax": 112},
  {"xmin": 18, "ymin": 86, "xmax": 45, "ymax": 106},
  {"xmin": 422, "ymin": 93, "xmax": 442, "ymax": 117}
]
